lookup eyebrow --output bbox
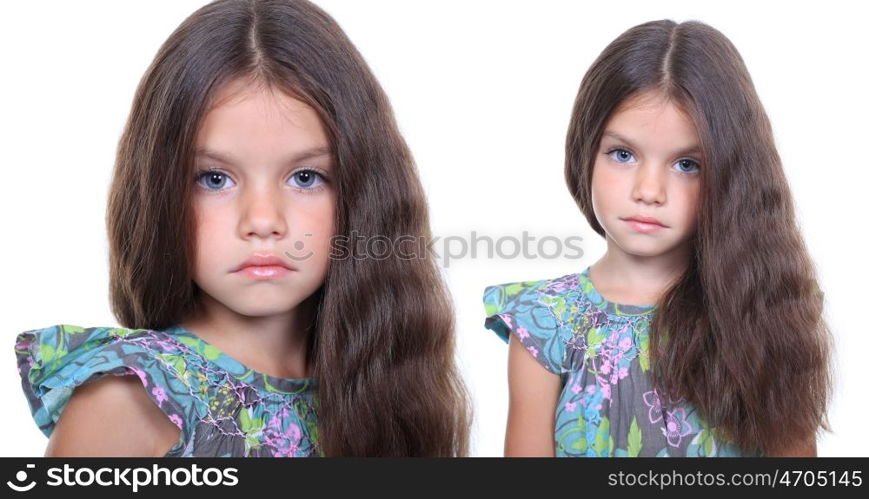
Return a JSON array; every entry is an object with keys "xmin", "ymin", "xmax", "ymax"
[
  {"xmin": 601, "ymin": 131, "xmax": 702, "ymax": 158},
  {"xmin": 194, "ymin": 146, "xmax": 331, "ymax": 166}
]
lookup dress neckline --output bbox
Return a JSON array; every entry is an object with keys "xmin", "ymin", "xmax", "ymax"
[
  {"xmin": 163, "ymin": 324, "xmax": 316, "ymax": 395},
  {"xmin": 575, "ymin": 267, "xmax": 657, "ymax": 317}
]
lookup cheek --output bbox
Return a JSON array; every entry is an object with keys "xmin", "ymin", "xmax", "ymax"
[
  {"xmin": 300, "ymin": 196, "xmax": 335, "ymax": 236},
  {"xmin": 191, "ymin": 206, "xmax": 226, "ymax": 273},
  {"xmin": 675, "ymin": 182, "xmax": 701, "ymax": 228},
  {"xmin": 288, "ymin": 196, "xmax": 336, "ymax": 259},
  {"xmin": 590, "ymin": 164, "xmax": 625, "ymax": 215}
]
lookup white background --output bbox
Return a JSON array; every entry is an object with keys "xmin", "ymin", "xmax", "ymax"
[{"xmin": 1, "ymin": 0, "xmax": 866, "ymax": 456}]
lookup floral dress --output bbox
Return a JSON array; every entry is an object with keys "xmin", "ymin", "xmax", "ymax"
[
  {"xmin": 15, "ymin": 324, "xmax": 319, "ymax": 457},
  {"xmin": 483, "ymin": 268, "xmax": 759, "ymax": 457}
]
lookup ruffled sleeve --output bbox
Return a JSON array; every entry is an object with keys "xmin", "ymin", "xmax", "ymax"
[
  {"xmin": 483, "ymin": 279, "xmax": 569, "ymax": 374},
  {"xmin": 14, "ymin": 324, "xmax": 189, "ymax": 453}
]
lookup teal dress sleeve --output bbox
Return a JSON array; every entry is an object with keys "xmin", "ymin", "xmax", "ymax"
[
  {"xmin": 483, "ymin": 279, "xmax": 569, "ymax": 374},
  {"xmin": 14, "ymin": 324, "xmax": 188, "ymax": 451}
]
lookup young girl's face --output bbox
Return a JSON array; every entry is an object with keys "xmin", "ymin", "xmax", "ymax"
[
  {"xmin": 190, "ymin": 78, "xmax": 335, "ymax": 319},
  {"xmin": 591, "ymin": 91, "xmax": 701, "ymax": 262}
]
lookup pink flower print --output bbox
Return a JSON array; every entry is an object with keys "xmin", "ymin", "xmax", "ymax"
[
  {"xmin": 287, "ymin": 424, "xmax": 302, "ymax": 441},
  {"xmin": 151, "ymin": 386, "xmax": 168, "ymax": 406},
  {"xmin": 548, "ymin": 280, "xmax": 568, "ymax": 293},
  {"xmin": 128, "ymin": 367, "xmax": 148, "ymax": 387},
  {"xmin": 661, "ymin": 407, "xmax": 693, "ymax": 447},
  {"xmin": 618, "ymin": 337, "xmax": 633, "ymax": 351},
  {"xmin": 502, "ymin": 315, "xmax": 514, "ymax": 328},
  {"xmin": 272, "ymin": 424, "xmax": 303, "ymax": 457},
  {"xmin": 618, "ymin": 367, "xmax": 628, "ymax": 379},
  {"xmin": 643, "ymin": 390, "xmax": 663, "ymax": 423},
  {"xmin": 571, "ymin": 384, "xmax": 582, "ymax": 395},
  {"xmin": 565, "ymin": 402, "xmax": 577, "ymax": 412},
  {"xmin": 528, "ymin": 346, "xmax": 539, "ymax": 358},
  {"xmin": 515, "ymin": 326, "xmax": 530, "ymax": 340},
  {"xmin": 268, "ymin": 416, "xmax": 282, "ymax": 431},
  {"xmin": 600, "ymin": 383, "xmax": 611, "ymax": 400},
  {"xmin": 601, "ymin": 361, "xmax": 612, "ymax": 375},
  {"xmin": 169, "ymin": 414, "xmax": 183, "ymax": 429}
]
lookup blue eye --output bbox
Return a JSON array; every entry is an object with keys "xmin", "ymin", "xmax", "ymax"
[
  {"xmin": 289, "ymin": 169, "xmax": 325, "ymax": 190},
  {"xmin": 673, "ymin": 159, "xmax": 700, "ymax": 174},
  {"xmin": 608, "ymin": 149, "xmax": 635, "ymax": 163},
  {"xmin": 195, "ymin": 170, "xmax": 236, "ymax": 191}
]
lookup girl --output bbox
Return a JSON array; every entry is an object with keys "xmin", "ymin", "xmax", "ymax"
[
  {"xmin": 483, "ymin": 20, "xmax": 831, "ymax": 457},
  {"xmin": 15, "ymin": 0, "xmax": 470, "ymax": 457}
]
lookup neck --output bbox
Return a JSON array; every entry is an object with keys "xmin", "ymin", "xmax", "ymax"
[
  {"xmin": 590, "ymin": 237, "xmax": 693, "ymax": 306},
  {"xmin": 179, "ymin": 292, "xmax": 316, "ymax": 379}
]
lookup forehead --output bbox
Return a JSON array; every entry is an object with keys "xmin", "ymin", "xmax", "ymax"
[
  {"xmin": 603, "ymin": 91, "xmax": 699, "ymax": 150},
  {"xmin": 194, "ymin": 78, "xmax": 329, "ymax": 159}
]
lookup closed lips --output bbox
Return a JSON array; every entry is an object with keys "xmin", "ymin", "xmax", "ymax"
[
  {"xmin": 622, "ymin": 216, "xmax": 667, "ymax": 227},
  {"xmin": 232, "ymin": 254, "xmax": 295, "ymax": 272}
]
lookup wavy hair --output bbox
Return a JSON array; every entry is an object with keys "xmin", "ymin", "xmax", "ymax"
[
  {"xmin": 565, "ymin": 20, "xmax": 831, "ymax": 455},
  {"xmin": 106, "ymin": 0, "xmax": 470, "ymax": 456}
]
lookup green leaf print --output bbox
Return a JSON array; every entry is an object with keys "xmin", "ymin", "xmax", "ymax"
[
  {"xmin": 701, "ymin": 426, "xmax": 716, "ymax": 457},
  {"xmin": 239, "ymin": 408, "xmax": 264, "ymax": 434},
  {"xmin": 239, "ymin": 407, "xmax": 251, "ymax": 429},
  {"xmin": 565, "ymin": 416, "xmax": 588, "ymax": 453},
  {"xmin": 154, "ymin": 353, "xmax": 189, "ymax": 384},
  {"xmin": 503, "ymin": 283, "xmax": 526, "ymax": 297},
  {"xmin": 593, "ymin": 417, "xmax": 610, "ymax": 456},
  {"xmin": 628, "ymin": 416, "xmax": 642, "ymax": 457},
  {"xmin": 203, "ymin": 344, "xmax": 221, "ymax": 360},
  {"xmin": 638, "ymin": 335, "xmax": 650, "ymax": 372},
  {"xmin": 173, "ymin": 357, "xmax": 187, "ymax": 379},
  {"xmin": 692, "ymin": 418, "xmax": 716, "ymax": 457},
  {"xmin": 484, "ymin": 302, "xmax": 499, "ymax": 317},
  {"xmin": 60, "ymin": 325, "xmax": 85, "ymax": 335},
  {"xmin": 587, "ymin": 327, "xmax": 605, "ymax": 357},
  {"xmin": 704, "ymin": 432, "xmax": 714, "ymax": 456},
  {"xmin": 108, "ymin": 327, "xmax": 133, "ymax": 338},
  {"xmin": 542, "ymin": 295, "xmax": 566, "ymax": 319},
  {"xmin": 177, "ymin": 336, "xmax": 221, "ymax": 360},
  {"xmin": 245, "ymin": 435, "xmax": 261, "ymax": 450},
  {"xmin": 39, "ymin": 343, "xmax": 56, "ymax": 364},
  {"xmin": 177, "ymin": 336, "xmax": 201, "ymax": 350}
]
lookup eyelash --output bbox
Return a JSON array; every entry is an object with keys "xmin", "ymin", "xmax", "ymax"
[
  {"xmin": 604, "ymin": 148, "xmax": 700, "ymax": 175},
  {"xmin": 193, "ymin": 167, "xmax": 330, "ymax": 193}
]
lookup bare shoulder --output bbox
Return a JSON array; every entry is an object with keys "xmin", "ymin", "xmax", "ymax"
[
  {"xmin": 504, "ymin": 337, "xmax": 561, "ymax": 457},
  {"xmin": 45, "ymin": 374, "xmax": 181, "ymax": 457}
]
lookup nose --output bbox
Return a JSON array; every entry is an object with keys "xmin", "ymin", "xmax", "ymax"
[
  {"xmin": 237, "ymin": 185, "xmax": 288, "ymax": 240},
  {"xmin": 631, "ymin": 163, "xmax": 667, "ymax": 205}
]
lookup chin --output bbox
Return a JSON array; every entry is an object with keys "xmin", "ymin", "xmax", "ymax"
[
  {"xmin": 229, "ymin": 302, "xmax": 305, "ymax": 318},
  {"xmin": 217, "ymin": 291, "xmax": 311, "ymax": 317},
  {"xmin": 611, "ymin": 238, "xmax": 679, "ymax": 259}
]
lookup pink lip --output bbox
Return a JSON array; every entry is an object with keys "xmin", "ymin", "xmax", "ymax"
[
  {"xmin": 232, "ymin": 253, "xmax": 296, "ymax": 279},
  {"xmin": 239, "ymin": 266, "xmax": 290, "ymax": 280},
  {"xmin": 621, "ymin": 216, "xmax": 668, "ymax": 233}
]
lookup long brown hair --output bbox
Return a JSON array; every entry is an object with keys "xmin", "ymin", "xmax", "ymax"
[
  {"xmin": 106, "ymin": 0, "xmax": 469, "ymax": 456},
  {"xmin": 565, "ymin": 20, "xmax": 831, "ymax": 455}
]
